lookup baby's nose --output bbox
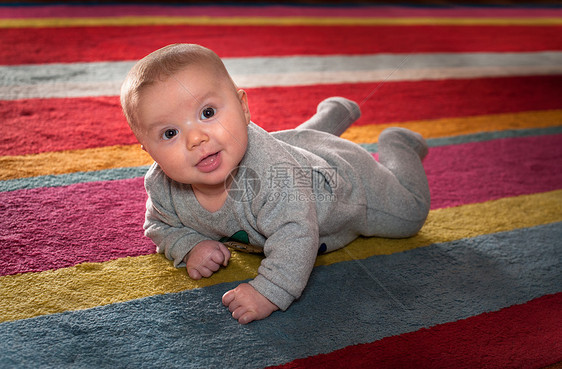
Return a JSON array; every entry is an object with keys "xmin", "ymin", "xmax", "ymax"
[{"xmin": 185, "ymin": 126, "xmax": 208, "ymax": 150}]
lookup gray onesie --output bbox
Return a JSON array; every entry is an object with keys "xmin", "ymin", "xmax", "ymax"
[{"xmin": 144, "ymin": 100, "xmax": 430, "ymax": 311}]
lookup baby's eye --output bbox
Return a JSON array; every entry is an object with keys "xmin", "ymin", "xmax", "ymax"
[
  {"xmin": 162, "ymin": 129, "xmax": 178, "ymax": 140},
  {"xmin": 201, "ymin": 107, "xmax": 216, "ymax": 120}
]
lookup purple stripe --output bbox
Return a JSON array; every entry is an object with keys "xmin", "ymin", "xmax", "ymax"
[
  {"xmin": 1, "ymin": 134, "xmax": 561, "ymax": 276},
  {"xmin": 1, "ymin": 5, "xmax": 561, "ymax": 19}
]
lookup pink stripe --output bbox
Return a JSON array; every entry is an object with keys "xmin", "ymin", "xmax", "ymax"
[
  {"xmin": 1, "ymin": 134, "xmax": 561, "ymax": 276},
  {"xmin": 0, "ymin": 178, "xmax": 154, "ymax": 276},
  {"xmin": 425, "ymin": 134, "xmax": 562, "ymax": 209},
  {"xmin": 1, "ymin": 5, "xmax": 561, "ymax": 19}
]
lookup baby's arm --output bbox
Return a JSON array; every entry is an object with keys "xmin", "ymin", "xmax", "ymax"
[
  {"xmin": 144, "ymin": 164, "xmax": 212, "ymax": 267},
  {"xmin": 184, "ymin": 240, "xmax": 230, "ymax": 280},
  {"xmin": 221, "ymin": 221, "xmax": 317, "ymax": 324},
  {"xmin": 222, "ymin": 283, "xmax": 279, "ymax": 324},
  {"xmin": 222, "ymin": 184, "xmax": 321, "ymax": 324}
]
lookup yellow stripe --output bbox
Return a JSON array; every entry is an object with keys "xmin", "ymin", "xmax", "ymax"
[
  {"xmin": 1, "ymin": 16, "xmax": 561, "ymax": 28},
  {"xmin": 341, "ymin": 109, "xmax": 562, "ymax": 143},
  {"xmin": 1, "ymin": 109, "xmax": 561, "ymax": 181},
  {"xmin": 1, "ymin": 190, "xmax": 560, "ymax": 323},
  {"xmin": 0, "ymin": 144, "xmax": 152, "ymax": 181}
]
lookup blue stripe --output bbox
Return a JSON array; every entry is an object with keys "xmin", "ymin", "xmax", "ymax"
[
  {"xmin": 2, "ymin": 126, "xmax": 560, "ymax": 193},
  {"xmin": 1, "ymin": 222, "xmax": 560, "ymax": 368}
]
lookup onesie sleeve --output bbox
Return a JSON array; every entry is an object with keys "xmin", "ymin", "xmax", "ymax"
[
  {"xmin": 143, "ymin": 164, "xmax": 208, "ymax": 267},
  {"xmin": 249, "ymin": 183, "xmax": 320, "ymax": 311}
]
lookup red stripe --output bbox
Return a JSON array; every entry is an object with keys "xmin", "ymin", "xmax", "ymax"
[
  {"xmin": 1, "ymin": 25, "xmax": 561, "ymax": 65},
  {"xmin": 3, "ymin": 75, "xmax": 562, "ymax": 156},
  {"xmin": 0, "ymin": 97, "xmax": 135, "ymax": 156},
  {"xmin": 269, "ymin": 293, "xmax": 562, "ymax": 369},
  {"xmin": 1, "ymin": 134, "xmax": 561, "ymax": 276}
]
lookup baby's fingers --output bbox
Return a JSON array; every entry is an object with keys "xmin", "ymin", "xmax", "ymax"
[
  {"xmin": 227, "ymin": 302, "xmax": 254, "ymax": 324},
  {"xmin": 198, "ymin": 265, "xmax": 214, "ymax": 278},
  {"xmin": 189, "ymin": 265, "xmax": 213, "ymax": 279},
  {"xmin": 222, "ymin": 289, "xmax": 235, "ymax": 306},
  {"xmin": 218, "ymin": 243, "xmax": 231, "ymax": 266},
  {"xmin": 210, "ymin": 249, "xmax": 227, "ymax": 267},
  {"xmin": 209, "ymin": 243, "xmax": 230, "ymax": 267},
  {"xmin": 238, "ymin": 311, "xmax": 257, "ymax": 325},
  {"xmin": 187, "ymin": 267, "xmax": 202, "ymax": 280}
]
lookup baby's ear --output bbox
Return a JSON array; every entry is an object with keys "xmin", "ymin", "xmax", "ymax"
[{"xmin": 237, "ymin": 89, "xmax": 251, "ymax": 124}]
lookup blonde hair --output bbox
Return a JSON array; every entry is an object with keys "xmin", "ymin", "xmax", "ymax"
[{"xmin": 120, "ymin": 43, "xmax": 234, "ymax": 133}]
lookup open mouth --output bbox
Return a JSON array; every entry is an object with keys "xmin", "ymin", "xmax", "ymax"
[{"xmin": 195, "ymin": 152, "xmax": 221, "ymax": 173}]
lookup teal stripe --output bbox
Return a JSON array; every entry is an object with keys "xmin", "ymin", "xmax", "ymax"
[
  {"xmin": 0, "ymin": 166, "xmax": 149, "ymax": 193},
  {"xmin": 1, "ymin": 126, "xmax": 560, "ymax": 193},
  {"xmin": 0, "ymin": 223, "xmax": 560, "ymax": 368},
  {"xmin": 362, "ymin": 125, "xmax": 562, "ymax": 153}
]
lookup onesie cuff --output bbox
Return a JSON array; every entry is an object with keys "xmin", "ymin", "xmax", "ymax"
[
  {"xmin": 166, "ymin": 235, "xmax": 207, "ymax": 268},
  {"xmin": 249, "ymin": 275, "xmax": 295, "ymax": 311},
  {"xmin": 168, "ymin": 243, "xmax": 192, "ymax": 268}
]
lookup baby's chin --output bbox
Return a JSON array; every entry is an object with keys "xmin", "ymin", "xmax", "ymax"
[{"xmin": 190, "ymin": 176, "xmax": 233, "ymax": 190}]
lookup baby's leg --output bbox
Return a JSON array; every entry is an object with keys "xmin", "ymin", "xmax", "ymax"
[
  {"xmin": 363, "ymin": 127, "xmax": 430, "ymax": 238},
  {"xmin": 296, "ymin": 97, "xmax": 361, "ymax": 137}
]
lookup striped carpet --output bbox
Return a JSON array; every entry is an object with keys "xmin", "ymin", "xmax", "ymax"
[{"xmin": 1, "ymin": 3, "xmax": 561, "ymax": 368}]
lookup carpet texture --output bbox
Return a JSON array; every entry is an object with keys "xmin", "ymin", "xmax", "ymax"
[{"xmin": 1, "ymin": 3, "xmax": 561, "ymax": 368}]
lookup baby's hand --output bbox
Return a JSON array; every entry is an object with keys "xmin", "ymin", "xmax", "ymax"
[
  {"xmin": 184, "ymin": 240, "xmax": 230, "ymax": 280},
  {"xmin": 222, "ymin": 283, "xmax": 279, "ymax": 324}
]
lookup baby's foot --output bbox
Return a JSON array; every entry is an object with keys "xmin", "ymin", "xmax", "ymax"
[
  {"xmin": 297, "ymin": 97, "xmax": 361, "ymax": 136},
  {"xmin": 379, "ymin": 127, "xmax": 428, "ymax": 160},
  {"xmin": 316, "ymin": 97, "xmax": 361, "ymax": 136}
]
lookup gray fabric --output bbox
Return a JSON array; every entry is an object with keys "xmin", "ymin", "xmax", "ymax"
[
  {"xmin": 297, "ymin": 96, "xmax": 361, "ymax": 136},
  {"xmin": 143, "ymin": 101, "xmax": 430, "ymax": 310}
]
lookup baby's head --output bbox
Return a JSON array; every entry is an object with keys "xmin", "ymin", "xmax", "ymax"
[
  {"xmin": 120, "ymin": 44, "xmax": 251, "ymax": 189},
  {"xmin": 121, "ymin": 43, "xmax": 241, "ymax": 136}
]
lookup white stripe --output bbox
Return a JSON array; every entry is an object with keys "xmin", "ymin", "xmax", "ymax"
[
  {"xmin": 1, "ymin": 52, "xmax": 561, "ymax": 100},
  {"xmin": 234, "ymin": 66, "xmax": 562, "ymax": 87}
]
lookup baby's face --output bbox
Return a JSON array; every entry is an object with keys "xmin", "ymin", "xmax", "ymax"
[{"xmin": 135, "ymin": 64, "xmax": 250, "ymax": 193}]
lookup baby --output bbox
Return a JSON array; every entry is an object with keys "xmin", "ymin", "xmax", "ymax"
[{"xmin": 120, "ymin": 44, "xmax": 430, "ymax": 324}]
